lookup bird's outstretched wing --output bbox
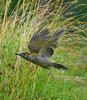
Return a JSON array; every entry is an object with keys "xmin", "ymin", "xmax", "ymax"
[
  {"xmin": 29, "ymin": 28, "xmax": 50, "ymax": 43},
  {"xmin": 28, "ymin": 28, "xmax": 50, "ymax": 54},
  {"xmin": 38, "ymin": 28, "xmax": 67, "ymax": 58}
]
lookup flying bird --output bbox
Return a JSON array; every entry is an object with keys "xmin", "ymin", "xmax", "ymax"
[{"xmin": 16, "ymin": 28, "xmax": 68, "ymax": 70}]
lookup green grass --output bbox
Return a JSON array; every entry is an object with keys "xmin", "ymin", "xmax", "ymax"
[{"xmin": 0, "ymin": 0, "xmax": 87, "ymax": 100}]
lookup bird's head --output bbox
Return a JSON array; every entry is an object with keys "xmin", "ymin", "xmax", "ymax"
[{"xmin": 15, "ymin": 52, "xmax": 32, "ymax": 60}]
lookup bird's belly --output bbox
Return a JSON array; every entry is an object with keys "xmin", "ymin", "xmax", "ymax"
[{"xmin": 31, "ymin": 57, "xmax": 53, "ymax": 69}]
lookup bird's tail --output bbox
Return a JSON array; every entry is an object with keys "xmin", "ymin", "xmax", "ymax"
[{"xmin": 53, "ymin": 63, "xmax": 68, "ymax": 70}]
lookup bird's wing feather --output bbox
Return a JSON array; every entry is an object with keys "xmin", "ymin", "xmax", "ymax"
[
  {"xmin": 29, "ymin": 28, "xmax": 50, "ymax": 43},
  {"xmin": 38, "ymin": 46, "xmax": 54, "ymax": 58},
  {"xmin": 28, "ymin": 28, "xmax": 50, "ymax": 53},
  {"xmin": 38, "ymin": 28, "xmax": 66, "ymax": 58}
]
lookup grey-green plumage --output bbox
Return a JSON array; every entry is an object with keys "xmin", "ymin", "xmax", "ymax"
[
  {"xmin": 16, "ymin": 28, "xmax": 68, "ymax": 70},
  {"xmin": 28, "ymin": 28, "xmax": 66, "ymax": 57},
  {"xmin": 16, "ymin": 52, "xmax": 68, "ymax": 70},
  {"xmin": 28, "ymin": 28, "xmax": 51, "ymax": 54}
]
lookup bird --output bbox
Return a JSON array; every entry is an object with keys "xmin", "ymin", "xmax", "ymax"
[{"xmin": 16, "ymin": 28, "xmax": 68, "ymax": 70}]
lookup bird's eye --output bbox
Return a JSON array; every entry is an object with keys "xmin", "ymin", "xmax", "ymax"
[{"xmin": 23, "ymin": 53, "xmax": 26, "ymax": 55}]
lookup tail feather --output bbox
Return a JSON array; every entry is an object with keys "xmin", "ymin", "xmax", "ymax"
[{"xmin": 53, "ymin": 63, "xmax": 68, "ymax": 70}]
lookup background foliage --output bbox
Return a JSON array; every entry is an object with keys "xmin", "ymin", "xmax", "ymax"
[{"xmin": 0, "ymin": 0, "xmax": 87, "ymax": 100}]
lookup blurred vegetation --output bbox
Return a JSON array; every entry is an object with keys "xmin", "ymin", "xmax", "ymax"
[
  {"xmin": 0, "ymin": 0, "xmax": 87, "ymax": 100},
  {"xmin": 0, "ymin": 0, "xmax": 87, "ymax": 21}
]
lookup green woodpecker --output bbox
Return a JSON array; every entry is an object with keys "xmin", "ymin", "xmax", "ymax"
[{"xmin": 16, "ymin": 28, "xmax": 68, "ymax": 70}]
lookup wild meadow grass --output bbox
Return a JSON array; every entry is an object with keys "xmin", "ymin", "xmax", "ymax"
[{"xmin": 0, "ymin": 0, "xmax": 87, "ymax": 99}]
